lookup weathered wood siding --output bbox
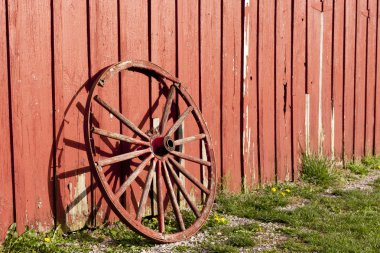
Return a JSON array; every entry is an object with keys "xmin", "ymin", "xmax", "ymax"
[{"xmin": 1, "ymin": 0, "xmax": 380, "ymax": 239}]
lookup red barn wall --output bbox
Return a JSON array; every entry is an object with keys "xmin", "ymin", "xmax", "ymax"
[{"xmin": 0, "ymin": 0, "xmax": 379, "ymax": 239}]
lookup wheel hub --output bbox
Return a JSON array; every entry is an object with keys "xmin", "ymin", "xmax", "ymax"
[{"xmin": 151, "ymin": 136, "xmax": 175, "ymax": 158}]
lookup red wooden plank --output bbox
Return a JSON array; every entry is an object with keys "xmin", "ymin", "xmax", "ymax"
[
  {"xmin": 53, "ymin": 0, "xmax": 92, "ymax": 231},
  {"xmin": 89, "ymin": 0, "xmax": 120, "ymax": 225},
  {"xmin": 376, "ymin": 1, "xmax": 380, "ymax": 155},
  {"xmin": 119, "ymin": 0, "xmax": 150, "ymax": 216},
  {"xmin": 275, "ymin": 0, "xmax": 292, "ymax": 181},
  {"xmin": 200, "ymin": 0, "xmax": 222, "ymax": 188},
  {"xmin": 150, "ymin": 0, "xmax": 176, "ymax": 211},
  {"xmin": 332, "ymin": 0, "xmax": 345, "ymax": 160},
  {"xmin": 292, "ymin": 0, "xmax": 307, "ymax": 179},
  {"xmin": 354, "ymin": 0, "xmax": 368, "ymax": 158},
  {"xmin": 307, "ymin": 0, "xmax": 322, "ymax": 154},
  {"xmin": 8, "ymin": 0, "xmax": 54, "ymax": 232},
  {"xmin": 222, "ymin": 0, "xmax": 242, "ymax": 190},
  {"xmin": 365, "ymin": 0, "xmax": 377, "ymax": 155},
  {"xmin": 177, "ymin": 0, "xmax": 202, "ymax": 201},
  {"xmin": 242, "ymin": 0, "xmax": 259, "ymax": 188},
  {"xmin": 344, "ymin": 0, "xmax": 356, "ymax": 159},
  {"xmin": 0, "ymin": 0, "xmax": 14, "ymax": 240},
  {"xmin": 258, "ymin": 0, "xmax": 275, "ymax": 183},
  {"xmin": 321, "ymin": 0, "xmax": 333, "ymax": 157}
]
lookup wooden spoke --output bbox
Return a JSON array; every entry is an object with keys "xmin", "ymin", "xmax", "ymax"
[
  {"xmin": 168, "ymin": 156, "xmax": 210, "ymax": 194},
  {"xmin": 92, "ymin": 127, "xmax": 150, "ymax": 146},
  {"xmin": 173, "ymin": 134, "xmax": 206, "ymax": 146},
  {"xmin": 115, "ymin": 154, "xmax": 154, "ymax": 198},
  {"xmin": 94, "ymin": 95, "xmax": 149, "ymax": 140},
  {"xmin": 170, "ymin": 150, "xmax": 211, "ymax": 167},
  {"xmin": 156, "ymin": 161, "xmax": 165, "ymax": 233},
  {"xmin": 136, "ymin": 159, "xmax": 157, "ymax": 221},
  {"xmin": 166, "ymin": 106, "xmax": 194, "ymax": 137},
  {"xmin": 162, "ymin": 161, "xmax": 185, "ymax": 231},
  {"xmin": 97, "ymin": 148, "xmax": 151, "ymax": 167},
  {"xmin": 159, "ymin": 85, "xmax": 175, "ymax": 134},
  {"xmin": 166, "ymin": 161, "xmax": 201, "ymax": 218}
]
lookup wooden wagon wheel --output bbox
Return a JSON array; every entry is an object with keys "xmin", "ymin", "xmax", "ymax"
[{"xmin": 84, "ymin": 60, "xmax": 216, "ymax": 243}]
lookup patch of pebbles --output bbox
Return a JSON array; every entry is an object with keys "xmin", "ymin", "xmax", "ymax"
[{"xmin": 342, "ymin": 169, "xmax": 380, "ymax": 191}]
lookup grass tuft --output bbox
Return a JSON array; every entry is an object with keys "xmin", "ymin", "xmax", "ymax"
[
  {"xmin": 201, "ymin": 243, "xmax": 239, "ymax": 253},
  {"xmin": 226, "ymin": 229, "xmax": 256, "ymax": 247},
  {"xmin": 345, "ymin": 160, "xmax": 369, "ymax": 175},
  {"xmin": 301, "ymin": 154, "xmax": 336, "ymax": 186},
  {"xmin": 361, "ymin": 155, "xmax": 380, "ymax": 169}
]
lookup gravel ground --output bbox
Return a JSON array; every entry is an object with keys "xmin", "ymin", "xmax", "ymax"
[
  {"xmin": 142, "ymin": 215, "xmax": 288, "ymax": 253},
  {"xmin": 341, "ymin": 169, "xmax": 380, "ymax": 191}
]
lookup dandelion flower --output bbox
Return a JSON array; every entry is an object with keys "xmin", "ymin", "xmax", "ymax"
[
  {"xmin": 271, "ymin": 187, "xmax": 277, "ymax": 193},
  {"xmin": 285, "ymin": 189, "xmax": 291, "ymax": 193},
  {"xmin": 44, "ymin": 237, "xmax": 51, "ymax": 243}
]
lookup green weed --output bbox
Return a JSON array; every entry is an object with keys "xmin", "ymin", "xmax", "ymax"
[
  {"xmin": 200, "ymin": 242, "xmax": 239, "ymax": 253},
  {"xmin": 301, "ymin": 154, "xmax": 337, "ymax": 186},
  {"xmin": 361, "ymin": 155, "xmax": 380, "ymax": 169},
  {"xmin": 345, "ymin": 160, "xmax": 369, "ymax": 175},
  {"xmin": 1, "ymin": 224, "xmax": 85, "ymax": 253}
]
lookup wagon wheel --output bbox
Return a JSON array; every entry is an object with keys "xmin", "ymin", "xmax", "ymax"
[{"xmin": 84, "ymin": 60, "xmax": 216, "ymax": 243}]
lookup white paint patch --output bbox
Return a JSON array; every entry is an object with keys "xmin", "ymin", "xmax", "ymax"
[
  {"xmin": 331, "ymin": 104, "xmax": 335, "ymax": 158},
  {"xmin": 178, "ymin": 122, "xmax": 186, "ymax": 208},
  {"xmin": 243, "ymin": 13, "xmax": 250, "ymax": 96},
  {"xmin": 318, "ymin": 12, "xmax": 324, "ymax": 155},
  {"xmin": 305, "ymin": 94, "xmax": 310, "ymax": 154},
  {"xmin": 201, "ymin": 140, "xmax": 208, "ymax": 201},
  {"xmin": 152, "ymin": 118, "xmax": 160, "ymax": 216},
  {"xmin": 242, "ymin": 3, "xmax": 251, "ymax": 188},
  {"xmin": 37, "ymin": 199, "xmax": 42, "ymax": 209},
  {"xmin": 251, "ymin": 140, "xmax": 255, "ymax": 185},
  {"xmin": 66, "ymin": 174, "xmax": 89, "ymax": 231},
  {"xmin": 153, "ymin": 117, "xmax": 160, "ymax": 129}
]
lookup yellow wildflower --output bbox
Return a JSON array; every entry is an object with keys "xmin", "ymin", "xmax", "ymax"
[
  {"xmin": 271, "ymin": 187, "xmax": 277, "ymax": 193},
  {"xmin": 44, "ymin": 237, "xmax": 51, "ymax": 243},
  {"xmin": 377, "ymin": 165, "xmax": 380, "ymax": 169},
  {"xmin": 285, "ymin": 189, "xmax": 291, "ymax": 193},
  {"xmin": 281, "ymin": 192, "xmax": 286, "ymax": 197},
  {"xmin": 220, "ymin": 217, "xmax": 226, "ymax": 224}
]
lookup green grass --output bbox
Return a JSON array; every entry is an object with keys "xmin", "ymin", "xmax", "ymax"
[
  {"xmin": 345, "ymin": 155, "xmax": 380, "ymax": 175},
  {"xmin": 301, "ymin": 154, "xmax": 337, "ymax": 186},
  {"xmin": 2, "ymin": 155, "xmax": 380, "ymax": 253},
  {"xmin": 1, "ymin": 222, "xmax": 154, "ymax": 253},
  {"xmin": 361, "ymin": 155, "xmax": 380, "ymax": 169},
  {"xmin": 346, "ymin": 160, "xmax": 369, "ymax": 175},
  {"xmin": 277, "ymin": 183, "xmax": 380, "ymax": 252},
  {"xmin": 1, "ymin": 224, "xmax": 88, "ymax": 253},
  {"xmin": 216, "ymin": 185, "xmax": 380, "ymax": 252},
  {"xmin": 216, "ymin": 156, "xmax": 380, "ymax": 253}
]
